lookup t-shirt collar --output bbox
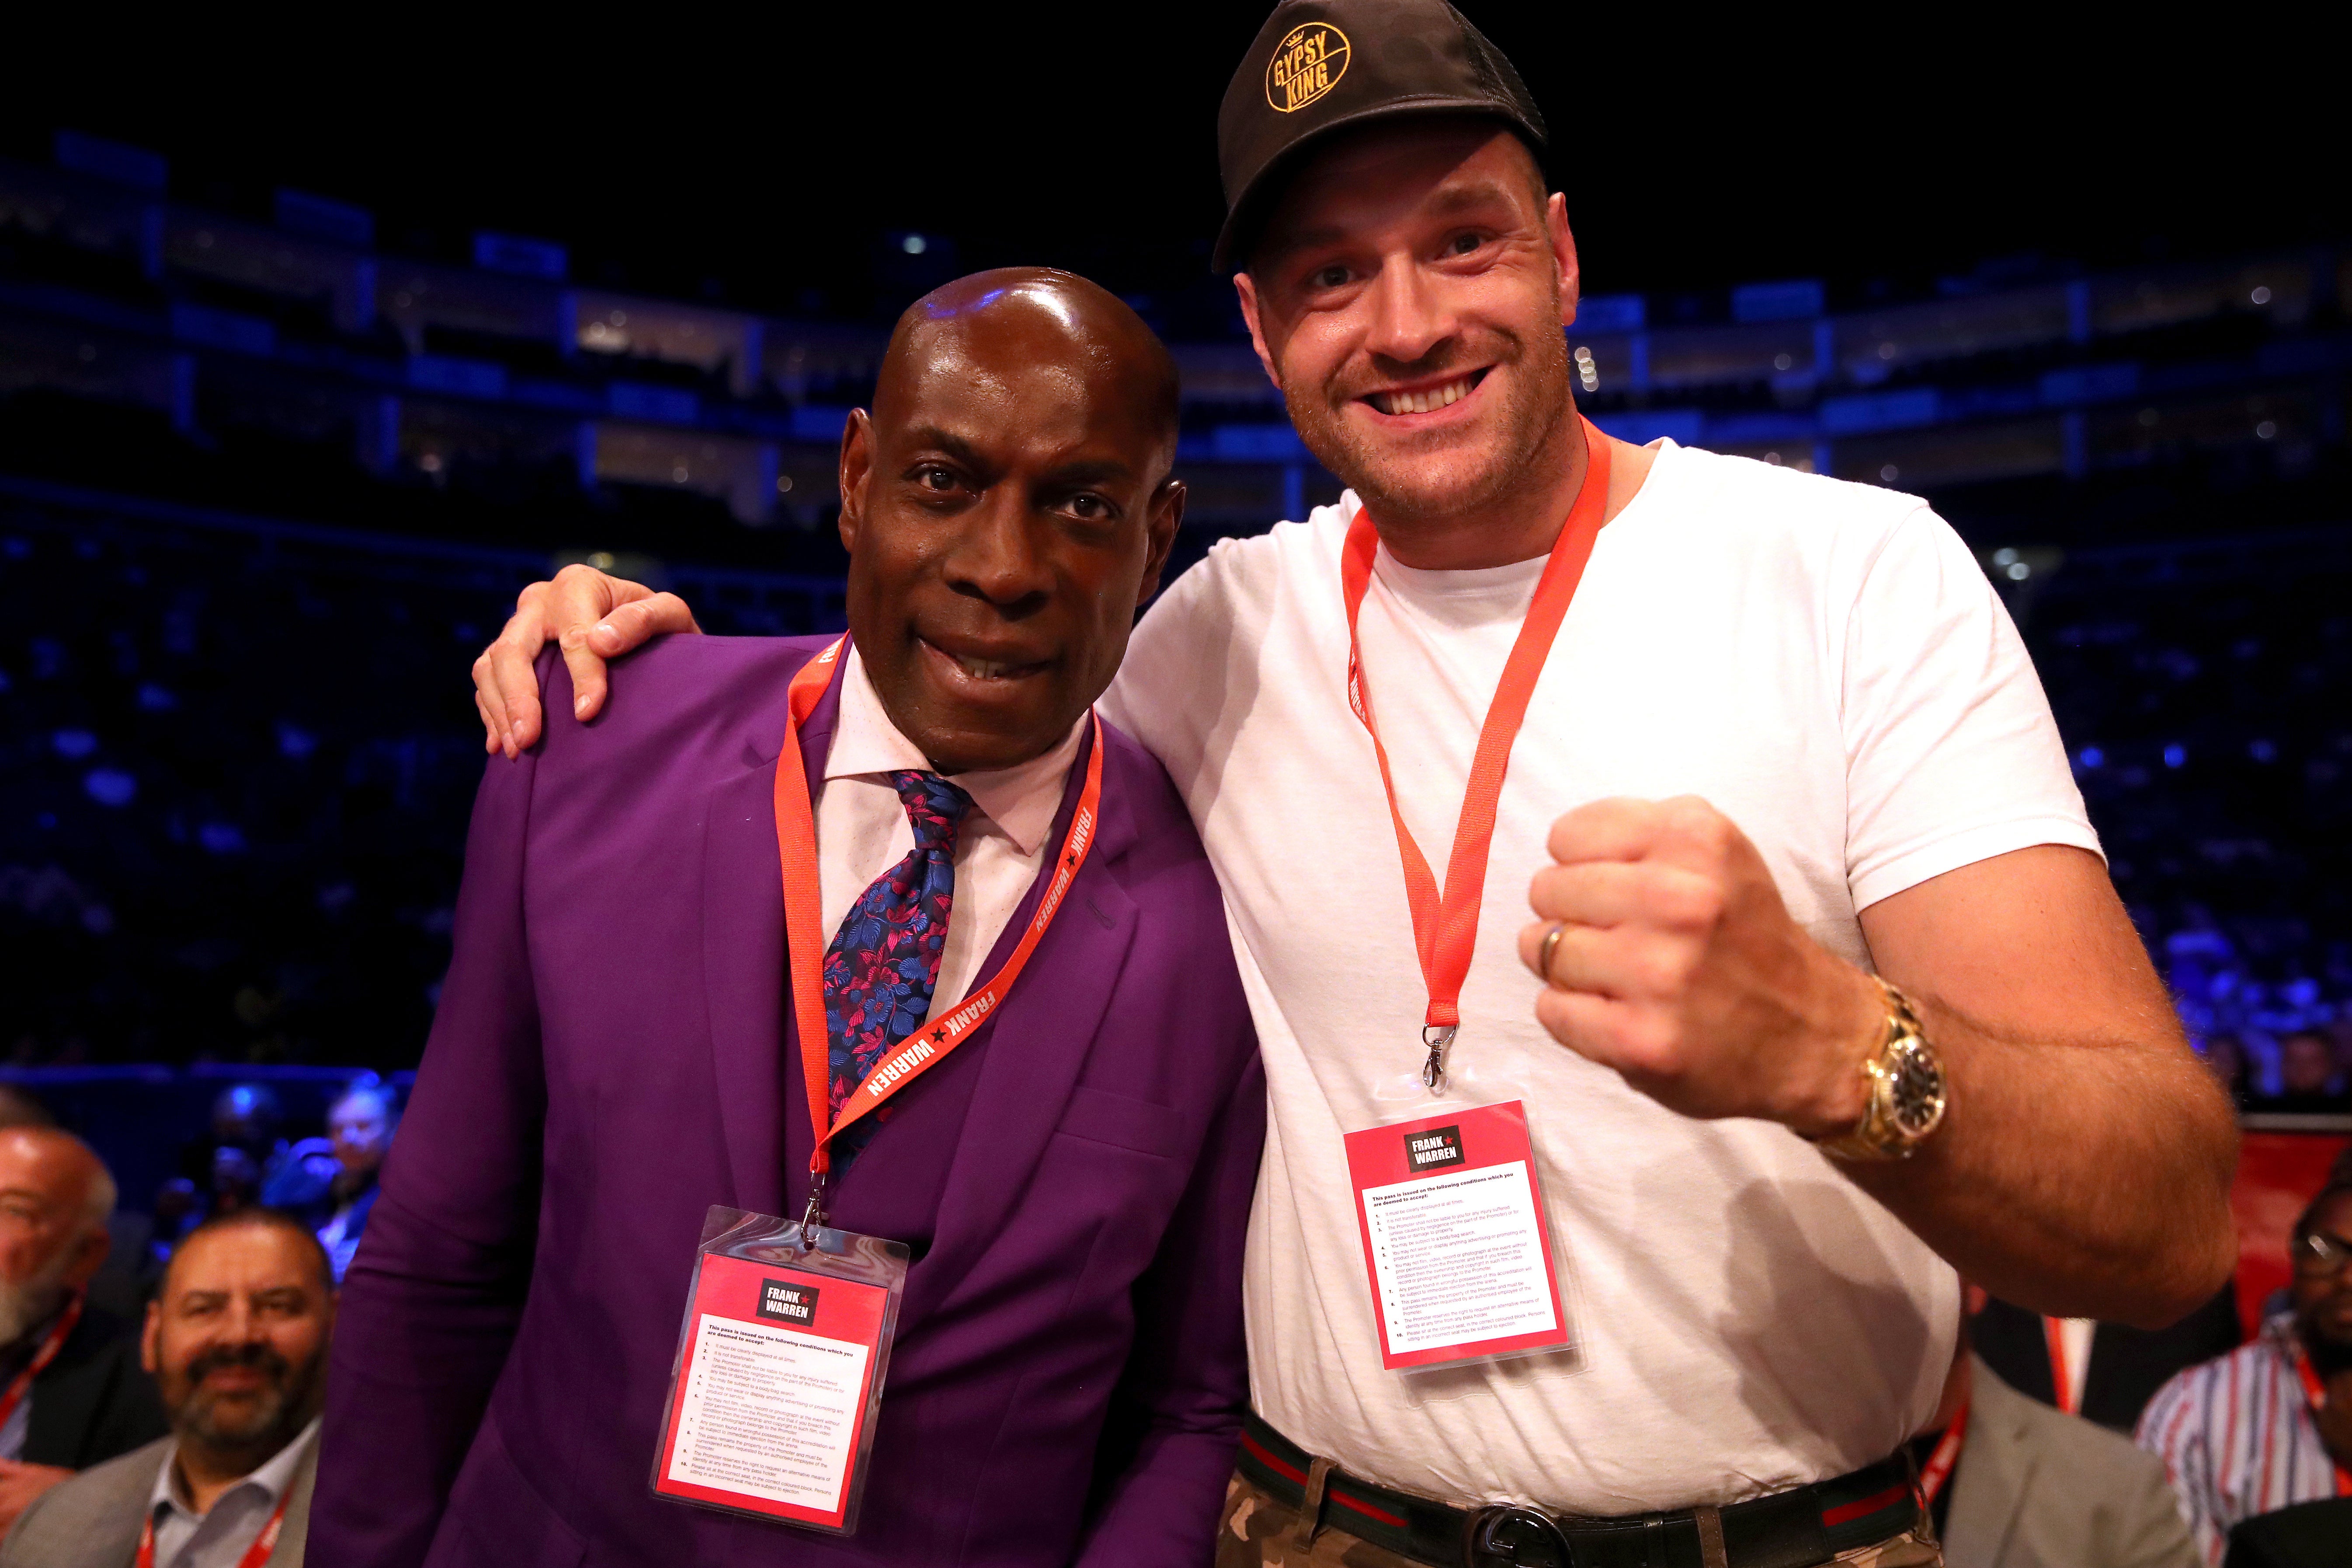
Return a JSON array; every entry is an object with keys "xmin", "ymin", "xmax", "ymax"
[{"xmin": 822, "ymin": 644, "xmax": 1085, "ymax": 858}]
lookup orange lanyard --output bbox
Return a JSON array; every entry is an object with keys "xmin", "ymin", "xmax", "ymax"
[
  {"xmin": 136, "ymin": 1484, "xmax": 292, "ymax": 1568},
  {"xmin": 0, "ymin": 1293, "xmax": 81, "ymax": 1432},
  {"xmin": 1341, "ymin": 417, "xmax": 1612, "ymax": 1088},
  {"xmin": 2041, "ymin": 1316, "xmax": 2079, "ymax": 1415},
  {"xmin": 773, "ymin": 637, "xmax": 1105, "ymax": 1225},
  {"xmin": 1917, "ymin": 1395, "xmax": 1968, "ymax": 1504},
  {"xmin": 2292, "ymin": 1344, "xmax": 2352, "ymax": 1497}
]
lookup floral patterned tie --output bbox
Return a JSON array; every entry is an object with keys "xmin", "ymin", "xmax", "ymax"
[{"xmin": 820, "ymin": 770, "xmax": 973, "ymax": 1168}]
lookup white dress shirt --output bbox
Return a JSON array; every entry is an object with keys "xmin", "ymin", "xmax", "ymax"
[
  {"xmin": 813, "ymin": 647, "xmax": 1084, "ymax": 1026},
  {"xmin": 146, "ymin": 1415, "xmax": 319, "ymax": 1568}
]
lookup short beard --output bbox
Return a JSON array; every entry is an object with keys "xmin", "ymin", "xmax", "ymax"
[
  {"xmin": 174, "ymin": 1342, "xmax": 323, "ymax": 1472},
  {"xmin": 0, "ymin": 1255, "xmax": 74, "ymax": 1349},
  {"xmin": 2305, "ymin": 1316, "xmax": 2352, "ymax": 1375},
  {"xmin": 1282, "ymin": 314, "xmax": 1576, "ymax": 532}
]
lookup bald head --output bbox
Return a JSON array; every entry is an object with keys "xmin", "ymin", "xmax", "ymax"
[
  {"xmin": 837, "ymin": 265, "xmax": 1188, "ymax": 778},
  {"xmin": 0, "ymin": 1125, "xmax": 115, "ymax": 1344},
  {"xmin": 879, "ymin": 268, "xmax": 1181, "ymax": 468}
]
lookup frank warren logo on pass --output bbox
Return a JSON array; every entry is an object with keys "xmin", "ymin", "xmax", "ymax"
[
  {"xmin": 1404, "ymin": 1124, "xmax": 1464, "ymax": 1172},
  {"xmin": 757, "ymin": 1278, "xmax": 820, "ymax": 1327}
]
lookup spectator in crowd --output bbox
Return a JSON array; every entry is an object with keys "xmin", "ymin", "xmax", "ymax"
[
  {"xmin": 2201, "ymin": 1034, "xmax": 2252, "ymax": 1107},
  {"xmin": 2139, "ymin": 1177, "xmax": 2352, "ymax": 1563},
  {"xmin": 2268, "ymin": 1032, "xmax": 2345, "ymax": 1113},
  {"xmin": 1974, "ymin": 1283, "xmax": 2244, "ymax": 1435},
  {"xmin": 1917, "ymin": 1286, "xmax": 2196, "ymax": 1566},
  {"xmin": 312, "ymin": 1084, "xmax": 393, "ymax": 1283},
  {"xmin": 0, "ymin": 1207, "xmax": 332, "ymax": 1568},
  {"xmin": 0, "ymin": 1126, "xmax": 168, "ymax": 1534}
]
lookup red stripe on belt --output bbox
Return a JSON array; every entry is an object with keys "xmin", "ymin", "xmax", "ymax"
[
  {"xmin": 1821, "ymin": 1481, "xmax": 1911, "ymax": 1527},
  {"xmin": 1237, "ymin": 1433, "xmax": 1409, "ymax": 1529}
]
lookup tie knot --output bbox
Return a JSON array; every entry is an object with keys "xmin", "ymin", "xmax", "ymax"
[{"xmin": 890, "ymin": 771, "xmax": 973, "ymax": 852}]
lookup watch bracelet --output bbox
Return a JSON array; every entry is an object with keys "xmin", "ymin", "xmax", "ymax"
[{"xmin": 1809, "ymin": 976, "xmax": 1937, "ymax": 1161}]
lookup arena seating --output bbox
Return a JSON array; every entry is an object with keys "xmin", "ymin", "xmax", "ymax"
[{"xmin": 2, "ymin": 127, "xmax": 2348, "ymax": 1101}]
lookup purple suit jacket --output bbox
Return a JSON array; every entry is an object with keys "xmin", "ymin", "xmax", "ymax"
[{"xmin": 309, "ymin": 635, "xmax": 1263, "ymax": 1568}]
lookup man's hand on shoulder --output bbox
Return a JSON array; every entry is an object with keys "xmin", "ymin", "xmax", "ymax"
[
  {"xmin": 1515, "ymin": 795, "xmax": 1880, "ymax": 1133},
  {"xmin": 473, "ymin": 565, "xmax": 701, "ymax": 759}
]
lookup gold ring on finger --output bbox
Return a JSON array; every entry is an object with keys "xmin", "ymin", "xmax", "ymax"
[{"xmin": 1538, "ymin": 921, "xmax": 1567, "ymax": 987}]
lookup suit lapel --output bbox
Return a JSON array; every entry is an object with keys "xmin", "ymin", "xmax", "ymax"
[
  {"xmin": 1944, "ymin": 1357, "xmax": 2038, "ymax": 1568},
  {"xmin": 902, "ymin": 724, "xmax": 1138, "ymax": 1325},
  {"xmin": 700, "ymin": 646, "xmax": 844, "ymax": 1218},
  {"xmin": 271, "ymin": 1436, "xmax": 321, "ymax": 1566}
]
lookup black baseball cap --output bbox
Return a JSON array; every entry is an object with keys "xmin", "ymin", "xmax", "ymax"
[{"xmin": 1214, "ymin": 0, "xmax": 1548, "ymax": 274}]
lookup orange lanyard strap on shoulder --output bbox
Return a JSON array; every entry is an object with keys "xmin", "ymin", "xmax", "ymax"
[
  {"xmin": 0, "ymin": 1292, "xmax": 81, "ymax": 1432},
  {"xmin": 137, "ymin": 1486, "xmax": 292, "ymax": 1568},
  {"xmin": 1341, "ymin": 416, "xmax": 1612, "ymax": 1090},
  {"xmin": 2292, "ymin": 1343, "xmax": 2352, "ymax": 1496},
  {"xmin": 772, "ymin": 636, "xmax": 1105, "ymax": 1229},
  {"xmin": 1916, "ymin": 1396, "xmax": 1967, "ymax": 1505},
  {"xmin": 2041, "ymin": 1315, "xmax": 2079, "ymax": 1415}
]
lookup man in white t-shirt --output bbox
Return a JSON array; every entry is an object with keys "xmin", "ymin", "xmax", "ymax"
[{"xmin": 468, "ymin": 4, "xmax": 2236, "ymax": 1562}]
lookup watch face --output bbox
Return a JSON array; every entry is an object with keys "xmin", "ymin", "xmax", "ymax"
[{"xmin": 1887, "ymin": 1039, "xmax": 1946, "ymax": 1137}]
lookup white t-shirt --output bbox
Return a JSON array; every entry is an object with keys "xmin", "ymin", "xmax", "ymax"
[{"xmin": 1099, "ymin": 441, "xmax": 2100, "ymax": 1512}]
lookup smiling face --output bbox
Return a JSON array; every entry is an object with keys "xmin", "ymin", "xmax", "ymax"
[
  {"xmin": 143, "ymin": 1217, "xmax": 334, "ymax": 1468},
  {"xmin": 839, "ymin": 270, "xmax": 1183, "ymax": 775},
  {"xmin": 1235, "ymin": 118, "xmax": 1578, "ymax": 549}
]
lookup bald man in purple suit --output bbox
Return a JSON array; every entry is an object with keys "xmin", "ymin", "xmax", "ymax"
[{"xmin": 307, "ymin": 271, "xmax": 1263, "ymax": 1567}]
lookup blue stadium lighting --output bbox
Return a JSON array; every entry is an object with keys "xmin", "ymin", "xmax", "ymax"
[
  {"xmin": 2250, "ymin": 739, "xmax": 2278, "ymax": 762},
  {"xmin": 2164, "ymin": 745, "xmax": 2187, "ymax": 768},
  {"xmin": 2078, "ymin": 746, "xmax": 2104, "ymax": 768},
  {"xmin": 903, "ymin": 234, "xmax": 928, "ymax": 255},
  {"xmin": 52, "ymin": 728, "xmax": 97, "ymax": 758},
  {"xmin": 83, "ymin": 768, "xmax": 136, "ymax": 807}
]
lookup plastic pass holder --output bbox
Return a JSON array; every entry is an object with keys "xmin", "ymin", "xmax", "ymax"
[
  {"xmin": 1342, "ymin": 1099, "xmax": 1573, "ymax": 1372},
  {"xmin": 650, "ymin": 1205, "xmax": 908, "ymax": 1535}
]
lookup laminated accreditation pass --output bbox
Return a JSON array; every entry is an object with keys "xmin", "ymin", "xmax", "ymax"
[
  {"xmin": 651, "ymin": 1207, "xmax": 907, "ymax": 1535},
  {"xmin": 1342, "ymin": 1100, "xmax": 1571, "ymax": 1370}
]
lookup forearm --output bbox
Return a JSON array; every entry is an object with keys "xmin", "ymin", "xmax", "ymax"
[{"xmin": 1843, "ymin": 988, "xmax": 2238, "ymax": 1327}]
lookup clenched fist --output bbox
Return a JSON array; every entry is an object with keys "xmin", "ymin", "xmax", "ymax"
[{"xmin": 1517, "ymin": 796, "xmax": 1884, "ymax": 1135}]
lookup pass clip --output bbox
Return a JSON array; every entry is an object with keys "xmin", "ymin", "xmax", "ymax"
[{"xmin": 652, "ymin": 1206, "xmax": 909, "ymax": 1536}]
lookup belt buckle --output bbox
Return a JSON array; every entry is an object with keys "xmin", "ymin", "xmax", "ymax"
[{"xmin": 1461, "ymin": 1504, "xmax": 1571, "ymax": 1568}]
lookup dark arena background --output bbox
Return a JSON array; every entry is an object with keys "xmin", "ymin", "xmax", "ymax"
[{"xmin": 2, "ymin": 10, "xmax": 2349, "ymax": 1342}]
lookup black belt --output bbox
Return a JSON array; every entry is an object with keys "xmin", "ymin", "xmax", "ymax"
[{"xmin": 1237, "ymin": 1411, "xmax": 1922, "ymax": 1568}]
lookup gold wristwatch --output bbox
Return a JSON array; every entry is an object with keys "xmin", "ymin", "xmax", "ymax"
[{"xmin": 1810, "ymin": 977, "xmax": 1948, "ymax": 1161}]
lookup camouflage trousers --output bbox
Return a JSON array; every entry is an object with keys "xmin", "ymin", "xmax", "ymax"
[{"xmin": 1214, "ymin": 1471, "xmax": 1944, "ymax": 1568}]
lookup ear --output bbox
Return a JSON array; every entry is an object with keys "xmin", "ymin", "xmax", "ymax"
[
  {"xmin": 1136, "ymin": 478, "xmax": 1186, "ymax": 607},
  {"xmin": 1233, "ymin": 274, "xmax": 1284, "ymax": 397},
  {"xmin": 1546, "ymin": 192, "xmax": 1581, "ymax": 327},
  {"xmin": 140, "ymin": 1298, "xmax": 162, "ymax": 1375},
  {"xmin": 837, "ymin": 408, "xmax": 875, "ymax": 556}
]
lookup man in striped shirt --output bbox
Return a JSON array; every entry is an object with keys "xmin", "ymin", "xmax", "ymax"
[{"xmin": 2138, "ymin": 1180, "xmax": 2352, "ymax": 1563}]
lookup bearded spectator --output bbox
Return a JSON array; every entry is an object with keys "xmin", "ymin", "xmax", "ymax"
[
  {"xmin": 0, "ymin": 1127, "xmax": 168, "ymax": 1535},
  {"xmin": 0, "ymin": 1207, "xmax": 333, "ymax": 1567}
]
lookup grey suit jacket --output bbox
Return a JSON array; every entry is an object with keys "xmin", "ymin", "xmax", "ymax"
[
  {"xmin": 0, "ymin": 1431, "xmax": 315, "ymax": 1568},
  {"xmin": 1944, "ymin": 1356, "xmax": 2198, "ymax": 1568}
]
